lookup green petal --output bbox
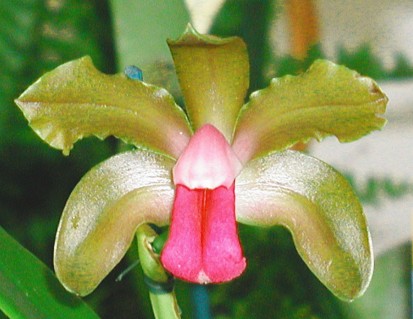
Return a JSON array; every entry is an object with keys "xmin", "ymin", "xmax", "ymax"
[
  {"xmin": 15, "ymin": 56, "xmax": 192, "ymax": 158},
  {"xmin": 235, "ymin": 150, "xmax": 373, "ymax": 301},
  {"xmin": 54, "ymin": 150, "xmax": 175, "ymax": 296},
  {"xmin": 232, "ymin": 60, "xmax": 387, "ymax": 162},
  {"xmin": 168, "ymin": 24, "xmax": 249, "ymax": 141}
]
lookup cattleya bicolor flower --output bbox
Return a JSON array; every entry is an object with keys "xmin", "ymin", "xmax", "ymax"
[{"xmin": 15, "ymin": 25, "xmax": 387, "ymax": 300}]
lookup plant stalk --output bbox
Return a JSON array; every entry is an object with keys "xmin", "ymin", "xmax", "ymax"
[
  {"xmin": 136, "ymin": 224, "xmax": 181, "ymax": 319},
  {"xmin": 149, "ymin": 291, "xmax": 181, "ymax": 319}
]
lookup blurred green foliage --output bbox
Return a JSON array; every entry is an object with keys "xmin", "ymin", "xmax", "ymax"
[
  {"xmin": 0, "ymin": 0, "xmax": 115, "ymax": 255},
  {"xmin": 0, "ymin": 0, "xmax": 411, "ymax": 318},
  {"xmin": 210, "ymin": 0, "xmax": 277, "ymax": 93}
]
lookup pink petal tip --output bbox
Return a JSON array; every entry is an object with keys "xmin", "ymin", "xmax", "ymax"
[{"xmin": 173, "ymin": 124, "xmax": 243, "ymax": 189}]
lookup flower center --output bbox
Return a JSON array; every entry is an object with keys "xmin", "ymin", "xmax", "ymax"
[
  {"xmin": 172, "ymin": 124, "xmax": 243, "ymax": 189},
  {"xmin": 161, "ymin": 124, "xmax": 246, "ymax": 283}
]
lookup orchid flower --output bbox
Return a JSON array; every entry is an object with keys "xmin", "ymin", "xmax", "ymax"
[{"xmin": 15, "ymin": 25, "xmax": 387, "ymax": 301}]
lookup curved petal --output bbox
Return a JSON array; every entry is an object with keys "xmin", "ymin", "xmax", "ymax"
[
  {"xmin": 168, "ymin": 24, "xmax": 249, "ymax": 141},
  {"xmin": 15, "ymin": 56, "xmax": 192, "ymax": 158},
  {"xmin": 235, "ymin": 150, "xmax": 373, "ymax": 301},
  {"xmin": 232, "ymin": 60, "xmax": 387, "ymax": 163},
  {"xmin": 54, "ymin": 150, "xmax": 175, "ymax": 296}
]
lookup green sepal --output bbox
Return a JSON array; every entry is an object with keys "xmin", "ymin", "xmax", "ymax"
[
  {"xmin": 168, "ymin": 24, "xmax": 249, "ymax": 141},
  {"xmin": 15, "ymin": 56, "xmax": 192, "ymax": 158},
  {"xmin": 136, "ymin": 224, "xmax": 170, "ymax": 283},
  {"xmin": 232, "ymin": 60, "xmax": 388, "ymax": 162},
  {"xmin": 54, "ymin": 150, "xmax": 175, "ymax": 296},
  {"xmin": 235, "ymin": 150, "xmax": 373, "ymax": 301}
]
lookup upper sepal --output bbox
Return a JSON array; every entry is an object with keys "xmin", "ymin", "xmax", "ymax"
[
  {"xmin": 235, "ymin": 150, "xmax": 373, "ymax": 301},
  {"xmin": 54, "ymin": 149, "xmax": 175, "ymax": 296},
  {"xmin": 15, "ymin": 56, "xmax": 192, "ymax": 158},
  {"xmin": 168, "ymin": 24, "xmax": 249, "ymax": 141},
  {"xmin": 232, "ymin": 60, "xmax": 388, "ymax": 163}
]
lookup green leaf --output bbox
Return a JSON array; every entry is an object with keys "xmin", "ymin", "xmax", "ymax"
[
  {"xmin": 232, "ymin": 60, "xmax": 388, "ymax": 162},
  {"xmin": 54, "ymin": 150, "xmax": 175, "ymax": 296},
  {"xmin": 15, "ymin": 56, "xmax": 192, "ymax": 158},
  {"xmin": 168, "ymin": 24, "xmax": 249, "ymax": 141},
  {"xmin": 0, "ymin": 225, "xmax": 99, "ymax": 319},
  {"xmin": 235, "ymin": 150, "xmax": 373, "ymax": 301}
]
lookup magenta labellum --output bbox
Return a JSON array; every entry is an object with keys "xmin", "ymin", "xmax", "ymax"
[
  {"xmin": 162, "ymin": 124, "xmax": 246, "ymax": 283},
  {"xmin": 161, "ymin": 183, "xmax": 245, "ymax": 283}
]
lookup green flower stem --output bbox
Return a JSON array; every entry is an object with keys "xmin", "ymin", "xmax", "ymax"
[
  {"xmin": 136, "ymin": 224, "xmax": 181, "ymax": 319},
  {"xmin": 148, "ymin": 291, "xmax": 181, "ymax": 319}
]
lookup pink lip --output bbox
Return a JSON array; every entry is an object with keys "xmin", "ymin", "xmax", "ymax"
[
  {"xmin": 161, "ymin": 183, "xmax": 246, "ymax": 283},
  {"xmin": 161, "ymin": 124, "xmax": 246, "ymax": 283}
]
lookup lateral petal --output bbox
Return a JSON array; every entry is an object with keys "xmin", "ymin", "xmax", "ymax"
[
  {"xmin": 54, "ymin": 150, "xmax": 175, "ymax": 296},
  {"xmin": 235, "ymin": 150, "xmax": 373, "ymax": 301}
]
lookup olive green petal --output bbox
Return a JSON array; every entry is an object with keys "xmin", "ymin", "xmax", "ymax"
[
  {"xmin": 168, "ymin": 24, "xmax": 249, "ymax": 141},
  {"xmin": 232, "ymin": 60, "xmax": 387, "ymax": 163},
  {"xmin": 15, "ymin": 56, "xmax": 192, "ymax": 158},
  {"xmin": 54, "ymin": 150, "xmax": 175, "ymax": 296},
  {"xmin": 235, "ymin": 150, "xmax": 373, "ymax": 301}
]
